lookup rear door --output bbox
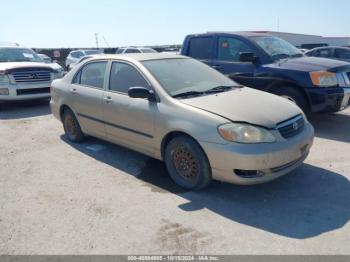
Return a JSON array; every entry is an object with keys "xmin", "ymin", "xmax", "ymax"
[
  {"xmin": 212, "ymin": 36, "xmax": 256, "ymax": 86},
  {"xmin": 102, "ymin": 61, "xmax": 156, "ymax": 156},
  {"xmin": 69, "ymin": 60, "xmax": 108, "ymax": 138},
  {"xmin": 186, "ymin": 36, "xmax": 215, "ymax": 67}
]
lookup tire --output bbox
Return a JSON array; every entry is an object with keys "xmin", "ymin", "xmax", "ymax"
[
  {"xmin": 164, "ymin": 135, "xmax": 212, "ymax": 190},
  {"xmin": 62, "ymin": 108, "xmax": 85, "ymax": 143},
  {"xmin": 273, "ymin": 86, "xmax": 309, "ymax": 114}
]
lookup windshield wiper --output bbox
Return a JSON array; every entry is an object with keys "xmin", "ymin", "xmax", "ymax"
[
  {"xmin": 271, "ymin": 53, "xmax": 290, "ymax": 60},
  {"xmin": 172, "ymin": 91, "xmax": 205, "ymax": 98},
  {"xmin": 205, "ymin": 85, "xmax": 236, "ymax": 93}
]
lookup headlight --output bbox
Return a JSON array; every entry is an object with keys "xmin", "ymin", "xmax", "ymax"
[
  {"xmin": 310, "ymin": 71, "xmax": 338, "ymax": 87},
  {"xmin": 0, "ymin": 74, "xmax": 10, "ymax": 84},
  {"xmin": 218, "ymin": 123, "xmax": 276, "ymax": 143},
  {"xmin": 53, "ymin": 67, "xmax": 63, "ymax": 74}
]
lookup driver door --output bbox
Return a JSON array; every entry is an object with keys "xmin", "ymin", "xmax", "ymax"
[
  {"xmin": 102, "ymin": 61, "xmax": 156, "ymax": 156},
  {"xmin": 212, "ymin": 36, "xmax": 256, "ymax": 87}
]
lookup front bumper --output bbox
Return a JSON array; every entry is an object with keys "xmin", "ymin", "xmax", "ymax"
[
  {"xmin": 306, "ymin": 87, "xmax": 350, "ymax": 113},
  {"xmin": 0, "ymin": 83, "xmax": 51, "ymax": 102},
  {"xmin": 199, "ymin": 122, "xmax": 314, "ymax": 185}
]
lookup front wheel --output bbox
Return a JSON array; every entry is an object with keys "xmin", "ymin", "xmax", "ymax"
[
  {"xmin": 164, "ymin": 136, "xmax": 212, "ymax": 190},
  {"xmin": 273, "ymin": 86, "xmax": 309, "ymax": 114}
]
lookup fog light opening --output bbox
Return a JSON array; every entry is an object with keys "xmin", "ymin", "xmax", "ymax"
[
  {"xmin": 234, "ymin": 169, "xmax": 266, "ymax": 178},
  {"xmin": 0, "ymin": 88, "xmax": 9, "ymax": 95}
]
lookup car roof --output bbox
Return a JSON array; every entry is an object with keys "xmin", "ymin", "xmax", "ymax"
[
  {"xmin": 314, "ymin": 46, "xmax": 349, "ymax": 50},
  {"xmin": 189, "ymin": 31, "xmax": 271, "ymax": 38},
  {"xmin": 70, "ymin": 49, "xmax": 99, "ymax": 53},
  {"xmin": 86, "ymin": 53, "xmax": 186, "ymax": 62}
]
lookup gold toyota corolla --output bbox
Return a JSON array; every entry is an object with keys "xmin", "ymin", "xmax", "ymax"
[{"xmin": 50, "ymin": 54, "xmax": 314, "ymax": 190}]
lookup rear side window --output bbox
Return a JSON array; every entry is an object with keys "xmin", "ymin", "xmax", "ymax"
[
  {"xmin": 217, "ymin": 37, "xmax": 253, "ymax": 62},
  {"xmin": 116, "ymin": 48, "xmax": 125, "ymax": 54},
  {"xmin": 109, "ymin": 62, "xmax": 149, "ymax": 93},
  {"xmin": 73, "ymin": 61, "xmax": 107, "ymax": 89},
  {"xmin": 188, "ymin": 37, "xmax": 213, "ymax": 60},
  {"xmin": 335, "ymin": 49, "xmax": 350, "ymax": 59}
]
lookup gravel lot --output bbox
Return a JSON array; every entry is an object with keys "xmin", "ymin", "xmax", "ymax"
[{"xmin": 0, "ymin": 101, "xmax": 349, "ymax": 255}]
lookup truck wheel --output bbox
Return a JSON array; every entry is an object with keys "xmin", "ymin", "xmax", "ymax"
[
  {"xmin": 273, "ymin": 87, "xmax": 309, "ymax": 113},
  {"xmin": 62, "ymin": 108, "xmax": 85, "ymax": 143},
  {"xmin": 164, "ymin": 135, "xmax": 212, "ymax": 190}
]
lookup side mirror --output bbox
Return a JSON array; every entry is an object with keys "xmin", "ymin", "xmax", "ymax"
[
  {"xmin": 239, "ymin": 52, "xmax": 258, "ymax": 63},
  {"xmin": 128, "ymin": 87, "xmax": 156, "ymax": 101}
]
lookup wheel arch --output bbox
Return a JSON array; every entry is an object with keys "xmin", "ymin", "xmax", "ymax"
[
  {"xmin": 160, "ymin": 131, "xmax": 203, "ymax": 161},
  {"xmin": 266, "ymin": 81, "xmax": 311, "ymax": 109},
  {"xmin": 59, "ymin": 104, "xmax": 73, "ymax": 121}
]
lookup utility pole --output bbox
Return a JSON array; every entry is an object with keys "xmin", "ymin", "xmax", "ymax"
[{"xmin": 95, "ymin": 33, "xmax": 99, "ymax": 49}]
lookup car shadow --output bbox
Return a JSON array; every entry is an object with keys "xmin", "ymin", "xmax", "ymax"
[
  {"xmin": 0, "ymin": 100, "xmax": 51, "ymax": 120},
  {"xmin": 61, "ymin": 135, "xmax": 350, "ymax": 239},
  {"xmin": 309, "ymin": 111, "xmax": 350, "ymax": 143}
]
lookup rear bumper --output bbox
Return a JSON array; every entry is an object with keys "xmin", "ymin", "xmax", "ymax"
[
  {"xmin": 199, "ymin": 123, "xmax": 314, "ymax": 185},
  {"xmin": 306, "ymin": 87, "xmax": 350, "ymax": 113}
]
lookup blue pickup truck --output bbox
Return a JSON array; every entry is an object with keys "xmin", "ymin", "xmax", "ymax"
[{"xmin": 181, "ymin": 32, "xmax": 350, "ymax": 113}]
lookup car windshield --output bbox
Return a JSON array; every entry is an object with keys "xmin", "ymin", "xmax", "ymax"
[
  {"xmin": 0, "ymin": 48, "xmax": 43, "ymax": 62},
  {"xmin": 85, "ymin": 50, "xmax": 100, "ymax": 55},
  {"xmin": 142, "ymin": 58, "xmax": 240, "ymax": 97},
  {"xmin": 140, "ymin": 48, "xmax": 157, "ymax": 53},
  {"xmin": 252, "ymin": 36, "xmax": 303, "ymax": 60}
]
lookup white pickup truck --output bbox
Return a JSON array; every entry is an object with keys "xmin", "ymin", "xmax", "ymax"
[{"xmin": 0, "ymin": 43, "xmax": 64, "ymax": 102}]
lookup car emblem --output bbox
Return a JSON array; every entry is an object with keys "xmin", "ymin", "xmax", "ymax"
[
  {"xmin": 30, "ymin": 73, "xmax": 38, "ymax": 79},
  {"xmin": 293, "ymin": 122, "xmax": 299, "ymax": 130}
]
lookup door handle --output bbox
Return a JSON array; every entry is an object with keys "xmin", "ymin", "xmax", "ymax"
[
  {"xmin": 104, "ymin": 96, "xmax": 112, "ymax": 103},
  {"xmin": 70, "ymin": 88, "xmax": 78, "ymax": 94},
  {"xmin": 211, "ymin": 65, "xmax": 222, "ymax": 70}
]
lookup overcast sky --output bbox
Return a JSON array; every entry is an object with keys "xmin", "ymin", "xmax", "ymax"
[{"xmin": 1, "ymin": 0, "xmax": 349, "ymax": 48}]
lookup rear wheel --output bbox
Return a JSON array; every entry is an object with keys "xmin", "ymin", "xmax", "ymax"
[
  {"xmin": 273, "ymin": 86, "xmax": 309, "ymax": 114},
  {"xmin": 164, "ymin": 136, "xmax": 212, "ymax": 190},
  {"xmin": 62, "ymin": 108, "xmax": 85, "ymax": 143}
]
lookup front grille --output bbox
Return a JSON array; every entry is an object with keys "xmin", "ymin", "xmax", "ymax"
[
  {"xmin": 277, "ymin": 115, "xmax": 305, "ymax": 139},
  {"xmin": 11, "ymin": 68, "xmax": 52, "ymax": 83},
  {"xmin": 16, "ymin": 87, "xmax": 50, "ymax": 96}
]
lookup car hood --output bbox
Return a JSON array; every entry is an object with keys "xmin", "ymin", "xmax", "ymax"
[
  {"xmin": 181, "ymin": 87, "xmax": 302, "ymax": 128},
  {"xmin": 0, "ymin": 62, "xmax": 55, "ymax": 72},
  {"xmin": 268, "ymin": 56, "xmax": 350, "ymax": 72}
]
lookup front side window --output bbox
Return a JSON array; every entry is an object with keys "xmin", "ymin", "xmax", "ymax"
[
  {"xmin": 314, "ymin": 49, "xmax": 332, "ymax": 58},
  {"xmin": 335, "ymin": 49, "xmax": 350, "ymax": 59},
  {"xmin": 75, "ymin": 61, "xmax": 107, "ymax": 89},
  {"xmin": 218, "ymin": 37, "xmax": 253, "ymax": 62},
  {"xmin": 142, "ymin": 58, "xmax": 238, "ymax": 97},
  {"xmin": 0, "ymin": 48, "xmax": 42, "ymax": 62},
  {"xmin": 109, "ymin": 62, "xmax": 149, "ymax": 93},
  {"xmin": 125, "ymin": 49, "xmax": 141, "ymax": 54},
  {"xmin": 252, "ymin": 36, "xmax": 302, "ymax": 60},
  {"xmin": 188, "ymin": 37, "xmax": 214, "ymax": 60}
]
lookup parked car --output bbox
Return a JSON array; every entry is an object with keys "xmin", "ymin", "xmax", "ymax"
[
  {"xmin": 0, "ymin": 43, "xmax": 64, "ymax": 102},
  {"xmin": 181, "ymin": 32, "xmax": 350, "ymax": 113},
  {"xmin": 38, "ymin": 53, "xmax": 52, "ymax": 63},
  {"xmin": 305, "ymin": 46, "xmax": 350, "ymax": 63},
  {"xmin": 67, "ymin": 54, "xmax": 101, "ymax": 71},
  {"xmin": 50, "ymin": 53, "xmax": 314, "ymax": 190},
  {"xmin": 115, "ymin": 47, "xmax": 157, "ymax": 54},
  {"xmin": 65, "ymin": 50, "xmax": 102, "ymax": 70}
]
